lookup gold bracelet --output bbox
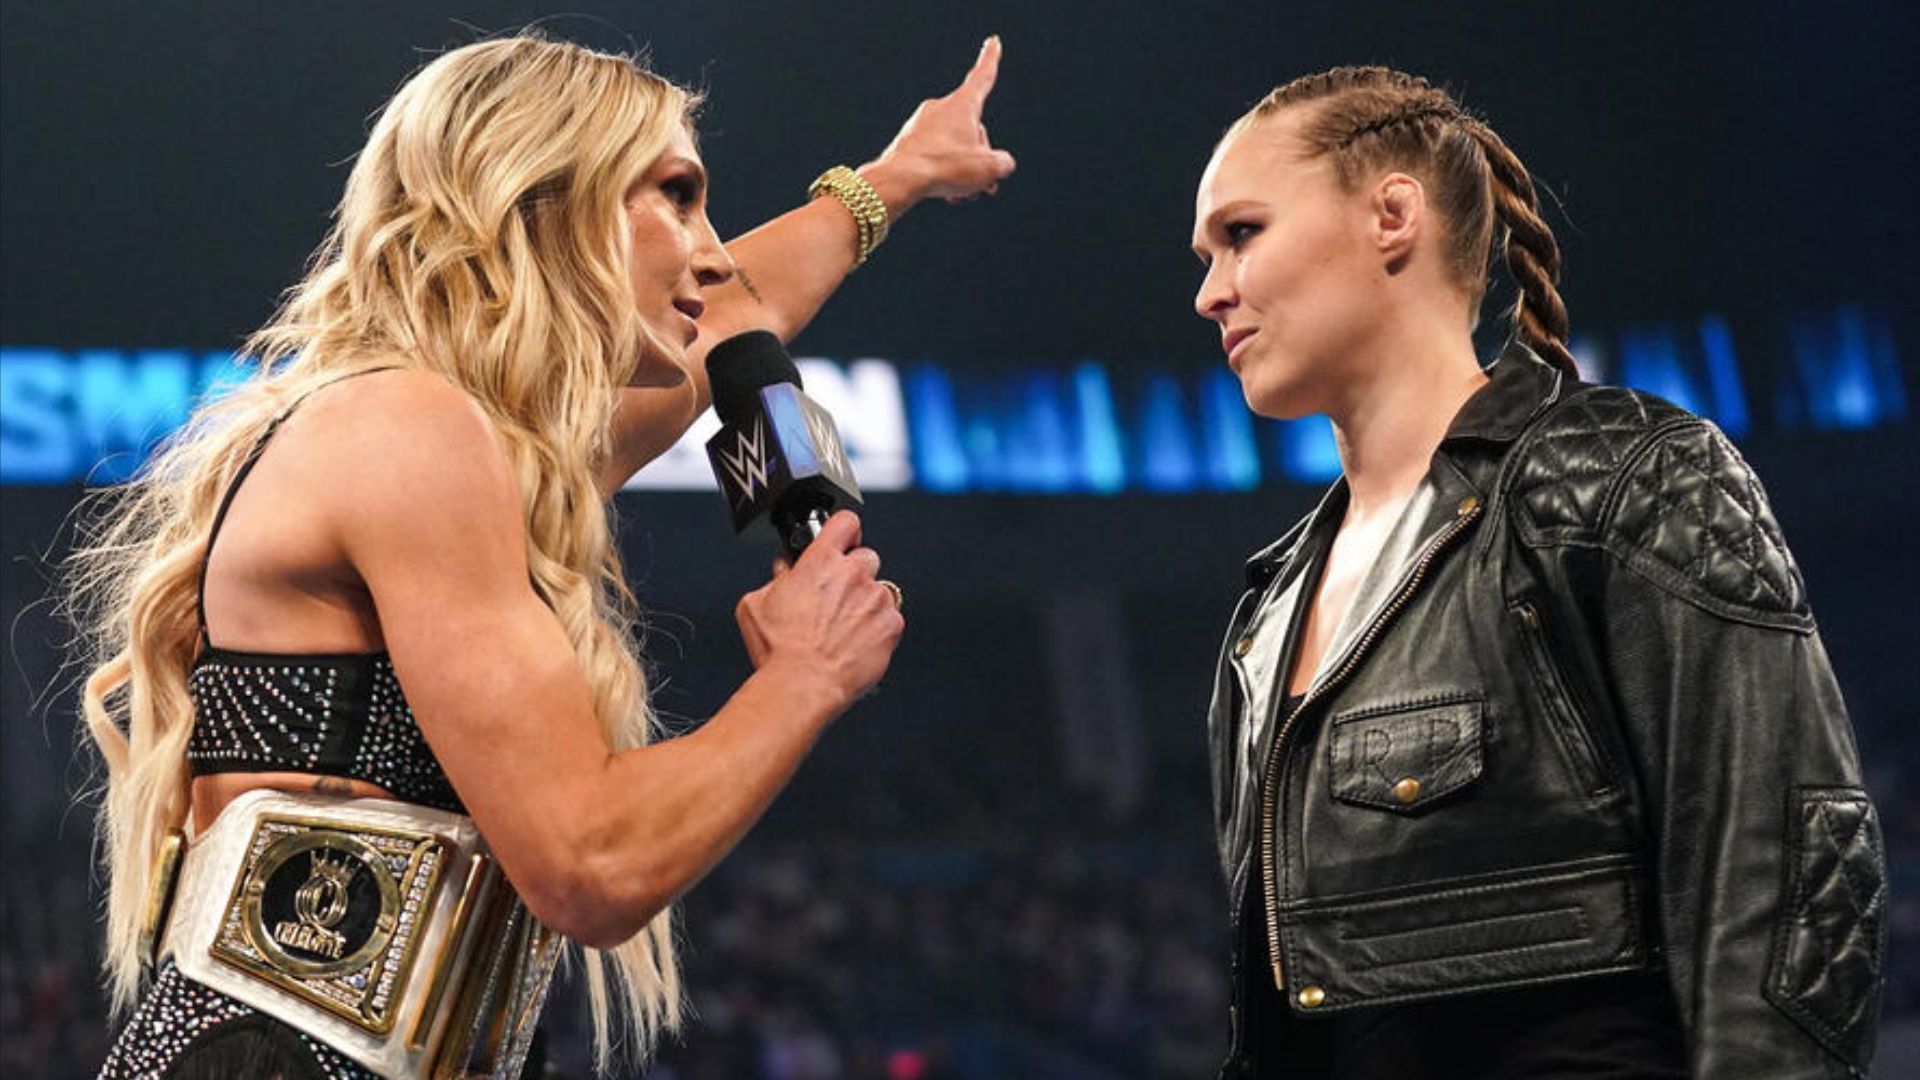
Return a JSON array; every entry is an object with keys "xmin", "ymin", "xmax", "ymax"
[{"xmin": 808, "ymin": 165, "xmax": 890, "ymax": 266}]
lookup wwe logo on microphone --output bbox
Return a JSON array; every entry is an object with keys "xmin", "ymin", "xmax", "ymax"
[
  {"xmin": 714, "ymin": 415, "xmax": 773, "ymax": 509},
  {"xmin": 805, "ymin": 406, "xmax": 851, "ymax": 481}
]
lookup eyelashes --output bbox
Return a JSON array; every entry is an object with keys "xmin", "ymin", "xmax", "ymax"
[
  {"xmin": 1193, "ymin": 220, "xmax": 1264, "ymax": 267},
  {"xmin": 662, "ymin": 175, "xmax": 700, "ymax": 210}
]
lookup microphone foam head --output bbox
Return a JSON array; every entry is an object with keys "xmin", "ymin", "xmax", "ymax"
[{"xmin": 707, "ymin": 330, "xmax": 802, "ymax": 425}]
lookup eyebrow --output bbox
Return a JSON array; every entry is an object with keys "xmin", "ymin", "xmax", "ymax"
[
  {"xmin": 658, "ymin": 155, "xmax": 709, "ymax": 195},
  {"xmin": 1191, "ymin": 199, "xmax": 1264, "ymax": 259}
]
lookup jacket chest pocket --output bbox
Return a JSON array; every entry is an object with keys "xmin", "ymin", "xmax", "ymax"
[{"xmin": 1327, "ymin": 698, "xmax": 1484, "ymax": 813}]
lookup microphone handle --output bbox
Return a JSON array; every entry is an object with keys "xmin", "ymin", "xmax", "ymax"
[{"xmin": 776, "ymin": 505, "xmax": 834, "ymax": 562}]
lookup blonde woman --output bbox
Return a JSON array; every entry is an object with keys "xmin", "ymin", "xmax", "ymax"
[{"xmin": 78, "ymin": 33, "xmax": 1015, "ymax": 1078}]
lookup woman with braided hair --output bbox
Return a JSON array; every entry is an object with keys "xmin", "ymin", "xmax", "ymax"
[{"xmin": 1194, "ymin": 68, "xmax": 1882, "ymax": 1077}]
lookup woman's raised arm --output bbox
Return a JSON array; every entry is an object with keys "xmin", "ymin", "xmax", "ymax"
[{"xmin": 600, "ymin": 36, "xmax": 1015, "ymax": 490}]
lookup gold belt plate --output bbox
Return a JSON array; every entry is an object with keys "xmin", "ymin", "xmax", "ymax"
[{"xmin": 210, "ymin": 811, "xmax": 448, "ymax": 1035}]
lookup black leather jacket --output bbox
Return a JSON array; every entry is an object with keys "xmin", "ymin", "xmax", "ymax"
[{"xmin": 1209, "ymin": 344, "xmax": 1886, "ymax": 1078}]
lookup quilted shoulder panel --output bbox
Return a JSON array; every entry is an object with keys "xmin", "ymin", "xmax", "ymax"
[
  {"xmin": 1605, "ymin": 421, "xmax": 1811, "ymax": 627},
  {"xmin": 1508, "ymin": 386, "xmax": 1692, "ymax": 542}
]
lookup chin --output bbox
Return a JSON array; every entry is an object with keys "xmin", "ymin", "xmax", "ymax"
[
  {"xmin": 1238, "ymin": 370, "xmax": 1314, "ymax": 421},
  {"xmin": 627, "ymin": 349, "xmax": 691, "ymax": 390}
]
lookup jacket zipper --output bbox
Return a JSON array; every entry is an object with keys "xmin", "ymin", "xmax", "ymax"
[
  {"xmin": 1513, "ymin": 601, "xmax": 1611, "ymax": 796},
  {"xmin": 1256, "ymin": 497, "xmax": 1485, "ymax": 994}
]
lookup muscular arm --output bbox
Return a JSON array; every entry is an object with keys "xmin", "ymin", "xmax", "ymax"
[
  {"xmin": 599, "ymin": 37, "xmax": 1015, "ymax": 492},
  {"xmin": 333, "ymin": 374, "xmax": 899, "ymax": 947}
]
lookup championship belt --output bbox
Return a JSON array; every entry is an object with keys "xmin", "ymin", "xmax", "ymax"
[{"xmin": 146, "ymin": 790, "xmax": 561, "ymax": 1079}]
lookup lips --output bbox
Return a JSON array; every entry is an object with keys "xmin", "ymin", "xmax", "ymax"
[
  {"xmin": 672, "ymin": 297, "xmax": 705, "ymax": 343},
  {"xmin": 1223, "ymin": 328, "xmax": 1257, "ymax": 366}
]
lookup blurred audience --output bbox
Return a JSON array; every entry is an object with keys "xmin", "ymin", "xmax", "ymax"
[{"xmin": 5, "ymin": 711, "xmax": 1914, "ymax": 1077}]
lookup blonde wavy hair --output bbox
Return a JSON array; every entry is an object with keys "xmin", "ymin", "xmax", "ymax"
[{"xmin": 69, "ymin": 34, "xmax": 696, "ymax": 1069}]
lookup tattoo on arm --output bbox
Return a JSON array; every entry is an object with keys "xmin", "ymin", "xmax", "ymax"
[
  {"xmin": 735, "ymin": 266, "xmax": 764, "ymax": 305},
  {"xmin": 313, "ymin": 776, "xmax": 356, "ymax": 798}
]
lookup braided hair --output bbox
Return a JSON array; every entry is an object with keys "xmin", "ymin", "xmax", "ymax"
[{"xmin": 1232, "ymin": 67, "xmax": 1577, "ymax": 377}]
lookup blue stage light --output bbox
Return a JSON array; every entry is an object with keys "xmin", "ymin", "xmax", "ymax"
[
  {"xmin": 1198, "ymin": 370, "xmax": 1262, "ymax": 491},
  {"xmin": 905, "ymin": 365, "xmax": 969, "ymax": 492},
  {"xmin": 1072, "ymin": 363, "xmax": 1126, "ymax": 493},
  {"xmin": 1275, "ymin": 414, "xmax": 1341, "ymax": 484},
  {"xmin": 1790, "ymin": 306, "xmax": 1907, "ymax": 431},
  {"xmin": 1618, "ymin": 327, "xmax": 1706, "ymax": 418},
  {"xmin": 1697, "ymin": 316, "xmax": 1751, "ymax": 438},
  {"xmin": 1006, "ymin": 371, "xmax": 1075, "ymax": 492},
  {"xmin": 1135, "ymin": 373, "xmax": 1200, "ymax": 492}
]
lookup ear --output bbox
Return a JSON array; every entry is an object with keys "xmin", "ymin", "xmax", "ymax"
[{"xmin": 1371, "ymin": 172, "xmax": 1424, "ymax": 273}]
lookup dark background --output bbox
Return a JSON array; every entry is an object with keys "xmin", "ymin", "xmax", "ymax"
[{"xmin": 3, "ymin": 2, "xmax": 1916, "ymax": 1076}]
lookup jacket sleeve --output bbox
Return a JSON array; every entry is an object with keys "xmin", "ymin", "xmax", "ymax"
[{"xmin": 1564, "ymin": 420, "xmax": 1886, "ymax": 1078}]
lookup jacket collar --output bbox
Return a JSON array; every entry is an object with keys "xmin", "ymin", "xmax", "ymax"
[
  {"xmin": 1441, "ymin": 338, "xmax": 1566, "ymax": 445},
  {"xmin": 1241, "ymin": 339, "xmax": 1565, "ymax": 585},
  {"xmin": 1244, "ymin": 479, "xmax": 1346, "ymax": 587}
]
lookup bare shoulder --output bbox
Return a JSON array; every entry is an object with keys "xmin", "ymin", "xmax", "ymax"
[
  {"xmin": 298, "ymin": 369, "xmax": 501, "ymax": 462},
  {"xmin": 273, "ymin": 369, "xmax": 525, "ymax": 566},
  {"xmin": 292, "ymin": 369, "xmax": 515, "ymax": 504}
]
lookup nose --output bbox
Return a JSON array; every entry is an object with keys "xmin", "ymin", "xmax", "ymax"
[
  {"xmin": 691, "ymin": 212, "xmax": 734, "ymax": 289},
  {"xmin": 1194, "ymin": 259, "xmax": 1236, "ymax": 322}
]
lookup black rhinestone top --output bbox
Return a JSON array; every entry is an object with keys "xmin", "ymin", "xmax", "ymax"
[{"xmin": 186, "ymin": 648, "xmax": 464, "ymax": 813}]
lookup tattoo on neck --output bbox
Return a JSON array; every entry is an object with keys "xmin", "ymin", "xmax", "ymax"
[{"xmin": 735, "ymin": 267, "xmax": 764, "ymax": 305}]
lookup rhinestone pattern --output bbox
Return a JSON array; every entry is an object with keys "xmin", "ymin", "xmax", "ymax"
[
  {"xmin": 99, "ymin": 961, "xmax": 372, "ymax": 1078},
  {"xmin": 187, "ymin": 650, "xmax": 462, "ymax": 813}
]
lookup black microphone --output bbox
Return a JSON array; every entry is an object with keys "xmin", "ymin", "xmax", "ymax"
[{"xmin": 704, "ymin": 330, "xmax": 864, "ymax": 561}]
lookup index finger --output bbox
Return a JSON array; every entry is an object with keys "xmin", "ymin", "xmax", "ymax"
[{"xmin": 953, "ymin": 35, "xmax": 1002, "ymax": 109}]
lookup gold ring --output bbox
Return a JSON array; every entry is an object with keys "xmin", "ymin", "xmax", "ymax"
[{"xmin": 879, "ymin": 579, "xmax": 904, "ymax": 611}]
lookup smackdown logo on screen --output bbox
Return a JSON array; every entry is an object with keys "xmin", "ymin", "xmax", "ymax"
[
  {"xmin": 0, "ymin": 350, "xmax": 913, "ymax": 492},
  {"xmin": 1, "ymin": 308, "xmax": 1906, "ymax": 493}
]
